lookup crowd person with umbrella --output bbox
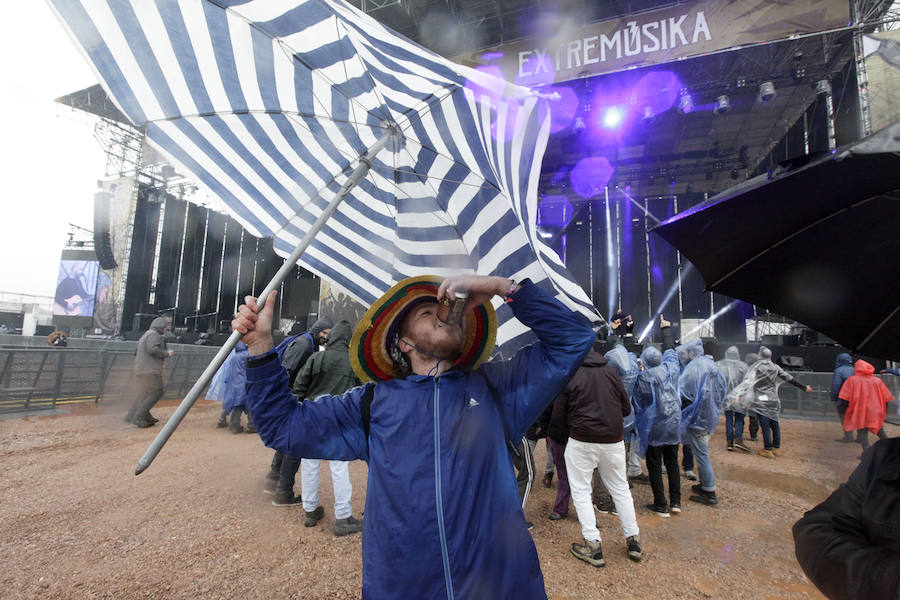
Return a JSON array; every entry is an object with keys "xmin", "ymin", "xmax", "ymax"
[
  {"xmin": 233, "ymin": 274, "xmax": 594, "ymax": 598},
  {"xmin": 718, "ymin": 346, "xmax": 750, "ymax": 452},
  {"xmin": 832, "ymin": 353, "xmax": 856, "ymax": 443},
  {"xmin": 634, "ymin": 316, "xmax": 682, "ymax": 518},
  {"xmin": 837, "ymin": 359, "xmax": 893, "ymax": 452},
  {"xmin": 729, "ymin": 347, "xmax": 814, "ymax": 458},
  {"xmin": 678, "ymin": 339, "xmax": 728, "ymax": 507}
]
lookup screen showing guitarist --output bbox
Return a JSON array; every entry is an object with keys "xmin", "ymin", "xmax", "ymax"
[{"xmin": 53, "ymin": 261, "xmax": 96, "ymax": 316}]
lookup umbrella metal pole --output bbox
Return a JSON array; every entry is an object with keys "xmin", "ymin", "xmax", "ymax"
[{"xmin": 135, "ymin": 130, "xmax": 396, "ymax": 475}]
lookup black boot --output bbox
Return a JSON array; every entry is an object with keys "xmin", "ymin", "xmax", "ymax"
[{"xmin": 689, "ymin": 489, "xmax": 718, "ymax": 506}]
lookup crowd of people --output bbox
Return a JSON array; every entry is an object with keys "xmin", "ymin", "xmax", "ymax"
[{"xmin": 125, "ymin": 277, "xmax": 897, "ymax": 598}]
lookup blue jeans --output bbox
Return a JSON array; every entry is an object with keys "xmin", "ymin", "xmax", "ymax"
[
  {"xmin": 725, "ymin": 410, "xmax": 746, "ymax": 444},
  {"xmin": 687, "ymin": 431, "xmax": 716, "ymax": 492},
  {"xmin": 757, "ymin": 415, "xmax": 781, "ymax": 450}
]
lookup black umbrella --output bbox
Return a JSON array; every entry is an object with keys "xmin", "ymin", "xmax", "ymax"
[{"xmin": 653, "ymin": 120, "xmax": 900, "ymax": 362}]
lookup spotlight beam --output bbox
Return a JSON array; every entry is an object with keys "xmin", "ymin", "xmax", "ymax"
[
  {"xmin": 637, "ymin": 263, "xmax": 695, "ymax": 343},
  {"xmin": 681, "ymin": 300, "xmax": 738, "ymax": 340},
  {"xmin": 618, "ymin": 189, "xmax": 662, "ymax": 225}
]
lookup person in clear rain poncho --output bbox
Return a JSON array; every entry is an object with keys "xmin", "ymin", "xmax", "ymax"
[
  {"xmin": 728, "ymin": 347, "xmax": 813, "ymax": 458},
  {"xmin": 633, "ymin": 316, "xmax": 682, "ymax": 517},
  {"xmin": 718, "ymin": 347, "xmax": 750, "ymax": 452},
  {"xmin": 678, "ymin": 339, "xmax": 727, "ymax": 506}
]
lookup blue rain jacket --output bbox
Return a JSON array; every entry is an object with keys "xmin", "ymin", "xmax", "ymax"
[
  {"xmin": 633, "ymin": 345, "xmax": 681, "ymax": 456},
  {"xmin": 831, "ymin": 353, "xmax": 854, "ymax": 405},
  {"xmin": 205, "ymin": 342, "xmax": 248, "ymax": 412},
  {"xmin": 605, "ymin": 345, "xmax": 639, "ymax": 433},
  {"xmin": 245, "ymin": 281, "xmax": 594, "ymax": 600},
  {"xmin": 679, "ymin": 354, "xmax": 728, "ymax": 438}
]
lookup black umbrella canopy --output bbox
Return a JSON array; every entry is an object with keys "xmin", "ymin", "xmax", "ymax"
[{"xmin": 654, "ymin": 120, "xmax": 900, "ymax": 362}]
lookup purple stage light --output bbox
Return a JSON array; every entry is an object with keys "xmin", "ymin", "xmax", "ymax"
[
  {"xmin": 539, "ymin": 86, "xmax": 579, "ymax": 133},
  {"xmin": 538, "ymin": 195, "xmax": 574, "ymax": 229},
  {"xmin": 570, "ymin": 157, "xmax": 615, "ymax": 199},
  {"xmin": 602, "ymin": 107, "xmax": 623, "ymax": 128}
]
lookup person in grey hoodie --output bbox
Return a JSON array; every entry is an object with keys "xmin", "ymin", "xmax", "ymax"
[{"xmin": 126, "ymin": 317, "xmax": 173, "ymax": 428}]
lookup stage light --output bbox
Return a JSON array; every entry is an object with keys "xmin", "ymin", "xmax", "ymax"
[
  {"xmin": 678, "ymin": 91, "xmax": 694, "ymax": 114},
  {"xmin": 573, "ymin": 116, "xmax": 586, "ymax": 133},
  {"xmin": 714, "ymin": 95, "xmax": 731, "ymax": 115},
  {"xmin": 641, "ymin": 106, "xmax": 655, "ymax": 125},
  {"xmin": 758, "ymin": 81, "xmax": 776, "ymax": 102},
  {"xmin": 602, "ymin": 107, "xmax": 623, "ymax": 128}
]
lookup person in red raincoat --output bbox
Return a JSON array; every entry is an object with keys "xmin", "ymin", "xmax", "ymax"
[{"xmin": 838, "ymin": 360, "xmax": 892, "ymax": 451}]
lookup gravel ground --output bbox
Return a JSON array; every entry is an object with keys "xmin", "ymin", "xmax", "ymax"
[{"xmin": 1, "ymin": 398, "xmax": 894, "ymax": 600}]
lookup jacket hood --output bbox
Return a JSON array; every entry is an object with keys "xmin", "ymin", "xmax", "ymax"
[
  {"xmin": 582, "ymin": 350, "xmax": 608, "ymax": 368},
  {"xmin": 326, "ymin": 320, "xmax": 352, "ymax": 350},
  {"xmin": 676, "ymin": 339, "xmax": 704, "ymax": 366},
  {"xmin": 854, "ymin": 359, "xmax": 875, "ymax": 376},
  {"xmin": 150, "ymin": 317, "xmax": 169, "ymax": 333},
  {"xmin": 725, "ymin": 346, "xmax": 741, "ymax": 360},
  {"xmin": 310, "ymin": 316, "xmax": 334, "ymax": 339},
  {"xmin": 641, "ymin": 346, "xmax": 662, "ymax": 368},
  {"xmin": 744, "ymin": 353, "xmax": 759, "ymax": 364},
  {"xmin": 835, "ymin": 353, "xmax": 852, "ymax": 368}
]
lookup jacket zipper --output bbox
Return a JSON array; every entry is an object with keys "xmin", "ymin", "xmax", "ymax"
[{"xmin": 433, "ymin": 377, "xmax": 454, "ymax": 600}]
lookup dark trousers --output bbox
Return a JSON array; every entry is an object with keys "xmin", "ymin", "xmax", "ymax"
[
  {"xmin": 127, "ymin": 374, "xmax": 163, "ymax": 424},
  {"xmin": 837, "ymin": 403, "xmax": 854, "ymax": 440},
  {"xmin": 748, "ymin": 414, "xmax": 759, "ymax": 439},
  {"xmin": 267, "ymin": 450, "xmax": 301, "ymax": 496},
  {"xmin": 547, "ymin": 438, "xmax": 570, "ymax": 515},
  {"xmin": 682, "ymin": 444, "xmax": 694, "ymax": 471},
  {"xmin": 646, "ymin": 444, "xmax": 681, "ymax": 507},
  {"xmin": 856, "ymin": 428, "xmax": 888, "ymax": 449},
  {"xmin": 513, "ymin": 438, "xmax": 535, "ymax": 508},
  {"xmin": 725, "ymin": 410, "xmax": 746, "ymax": 444},
  {"xmin": 758, "ymin": 414, "xmax": 781, "ymax": 450}
]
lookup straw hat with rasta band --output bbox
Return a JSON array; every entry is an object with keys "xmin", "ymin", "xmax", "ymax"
[{"xmin": 350, "ymin": 275, "xmax": 497, "ymax": 383}]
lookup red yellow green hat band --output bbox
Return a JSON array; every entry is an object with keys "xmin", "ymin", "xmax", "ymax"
[{"xmin": 349, "ymin": 275, "xmax": 497, "ymax": 383}]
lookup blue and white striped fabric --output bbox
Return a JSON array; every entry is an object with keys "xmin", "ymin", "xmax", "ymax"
[{"xmin": 49, "ymin": 0, "xmax": 600, "ymax": 353}]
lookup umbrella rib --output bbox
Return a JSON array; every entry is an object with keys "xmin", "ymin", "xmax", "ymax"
[
  {"xmin": 708, "ymin": 194, "xmax": 879, "ymax": 289},
  {"xmin": 143, "ymin": 109, "xmax": 386, "ymax": 130},
  {"xmin": 856, "ymin": 302, "xmax": 900, "ymax": 353}
]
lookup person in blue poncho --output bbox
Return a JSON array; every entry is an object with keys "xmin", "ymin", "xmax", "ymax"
[
  {"xmin": 633, "ymin": 315, "xmax": 682, "ymax": 518},
  {"xmin": 233, "ymin": 274, "xmax": 594, "ymax": 599},
  {"xmin": 207, "ymin": 342, "xmax": 254, "ymax": 434},
  {"xmin": 832, "ymin": 353, "xmax": 855, "ymax": 443},
  {"xmin": 677, "ymin": 339, "xmax": 727, "ymax": 507}
]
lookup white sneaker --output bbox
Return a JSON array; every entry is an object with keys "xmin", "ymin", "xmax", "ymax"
[{"xmin": 683, "ymin": 470, "xmax": 698, "ymax": 481}]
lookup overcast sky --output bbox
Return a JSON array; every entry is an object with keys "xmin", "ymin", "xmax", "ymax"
[{"xmin": 0, "ymin": 3, "xmax": 107, "ymax": 298}]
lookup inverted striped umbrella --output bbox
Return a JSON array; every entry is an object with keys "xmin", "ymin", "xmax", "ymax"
[{"xmin": 49, "ymin": 0, "xmax": 600, "ymax": 473}]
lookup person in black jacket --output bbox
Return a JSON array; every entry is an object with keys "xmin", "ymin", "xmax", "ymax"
[
  {"xmin": 792, "ymin": 437, "xmax": 900, "ymax": 600},
  {"xmin": 554, "ymin": 350, "xmax": 642, "ymax": 566}
]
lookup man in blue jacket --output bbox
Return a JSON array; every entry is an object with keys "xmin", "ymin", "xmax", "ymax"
[
  {"xmin": 831, "ymin": 353, "xmax": 855, "ymax": 443},
  {"xmin": 233, "ymin": 274, "xmax": 594, "ymax": 600}
]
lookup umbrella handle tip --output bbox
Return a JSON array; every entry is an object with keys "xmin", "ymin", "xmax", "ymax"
[{"xmin": 134, "ymin": 463, "xmax": 148, "ymax": 476}]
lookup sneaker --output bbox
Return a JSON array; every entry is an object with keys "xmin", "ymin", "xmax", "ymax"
[
  {"xmin": 571, "ymin": 538, "xmax": 605, "ymax": 567},
  {"xmin": 262, "ymin": 478, "xmax": 277, "ymax": 495},
  {"xmin": 526, "ymin": 521, "xmax": 535, "ymax": 531},
  {"xmin": 132, "ymin": 417, "xmax": 155, "ymax": 428},
  {"xmin": 691, "ymin": 483, "xmax": 703, "ymax": 494},
  {"xmin": 670, "ymin": 503, "xmax": 682, "ymax": 514},
  {"xmin": 271, "ymin": 492, "xmax": 302, "ymax": 507},
  {"xmin": 148, "ymin": 414, "xmax": 159, "ymax": 424},
  {"xmin": 689, "ymin": 490, "xmax": 718, "ymax": 506},
  {"xmin": 629, "ymin": 473, "xmax": 650, "ymax": 484},
  {"xmin": 646, "ymin": 503, "xmax": 670, "ymax": 518},
  {"xmin": 542, "ymin": 472, "xmax": 554, "ymax": 488},
  {"xmin": 549, "ymin": 512, "xmax": 565, "ymax": 521},
  {"xmin": 246, "ymin": 424, "xmax": 257, "ymax": 434},
  {"xmin": 727, "ymin": 442, "xmax": 735, "ymax": 452},
  {"xmin": 749, "ymin": 436, "xmax": 759, "ymax": 442},
  {"xmin": 334, "ymin": 515, "xmax": 363, "ymax": 536},
  {"xmin": 771, "ymin": 448, "xmax": 780, "ymax": 456},
  {"xmin": 594, "ymin": 501, "xmax": 617, "ymax": 516},
  {"xmin": 304, "ymin": 506, "xmax": 324, "ymax": 527},
  {"xmin": 683, "ymin": 469, "xmax": 698, "ymax": 481},
  {"xmin": 734, "ymin": 441, "xmax": 751, "ymax": 452},
  {"xmin": 216, "ymin": 419, "xmax": 228, "ymax": 428},
  {"xmin": 757, "ymin": 448, "xmax": 775, "ymax": 459},
  {"xmin": 230, "ymin": 425, "xmax": 244, "ymax": 434},
  {"xmin": 626, "ymin": 535, "xmax": 643, "ymax": 562}
]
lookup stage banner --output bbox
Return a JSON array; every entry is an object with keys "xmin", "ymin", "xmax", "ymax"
[
  {"xmin": 863, "ymin": 31, "xmax": 900, "ymax": 133},
  {"xmin": 456, "ymin": 0, "xmax": 850, "ymax": 85}
]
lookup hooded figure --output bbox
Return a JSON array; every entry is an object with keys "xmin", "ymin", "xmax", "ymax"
[
  {"xmin": 831, "ymin": 353, "xmax": 856, "ymax": 442},
  {"xmin": 678, "ymin": 343, "xmax": 727, "ymax": 437},
  {"xmin": 633, "ymin": 345, "xmax": 681, "ymax": 457},
  {"xmin": 729, "ymin": 347, "xmax": 797, "ymax": 421},
  {"xmin": 126, "ymin": 317, "xmax": 172, "ymax": 427},
  {"xmin": 839, "ymin": 360, "xmax": 893, "ymax": 438},
  {"xmin": 718, "ymin": 347, "xmax": 748, "ymax": 398},
  {"xmin": 282, "ymin": 316, "xmax": 334, "ymax": 387},
  {"xmin": 217, "ymin": 342, "xmax": 249, "ymax": 414},
  {"xmin": 605, "ymin": 344, "xmax": 639, "ymax": 433}
]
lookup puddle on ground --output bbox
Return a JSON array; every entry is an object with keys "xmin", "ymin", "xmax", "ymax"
[{"xmin": 718, "ymin": 463, "xmax": 832, "ymax": 503}]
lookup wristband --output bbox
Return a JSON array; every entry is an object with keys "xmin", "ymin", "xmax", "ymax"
[{"xmin": 505, "ymin": 279, "xmax": 518, "ymax": 302}]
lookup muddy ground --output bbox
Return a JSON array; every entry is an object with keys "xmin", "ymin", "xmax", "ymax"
[{"xmin": 2, "ymin": 398, "xmax": 892, "ymax": 599}]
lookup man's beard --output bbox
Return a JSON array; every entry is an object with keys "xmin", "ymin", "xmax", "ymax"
[{"xmin": 415, "ymin": 326, "xmax": 464, "ymax": 361}]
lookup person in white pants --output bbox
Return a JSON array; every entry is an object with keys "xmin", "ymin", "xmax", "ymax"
[
  {"xmin": 301, "ymin": 458, "xmax": 354, "ymax": 530},
  {"xmin": 553, "ymin": 349, "xmax": 643, "ymax": 567}
]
